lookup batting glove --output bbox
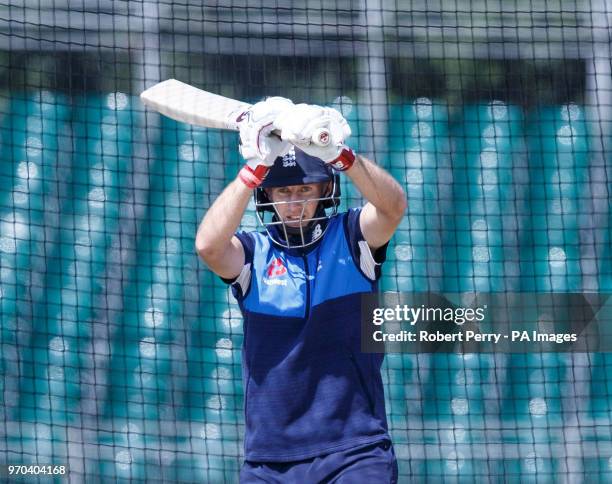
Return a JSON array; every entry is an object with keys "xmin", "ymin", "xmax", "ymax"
[
  {"xmin": 274, "ymin": 104, "xmax": 355, "ymax": 171},
  {"xmin": 238, "ymin": 97, "xmax": 294, "ymax": 188}
]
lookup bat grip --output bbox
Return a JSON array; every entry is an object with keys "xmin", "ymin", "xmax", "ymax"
[
  {"xmin": 270, "ymin": 128, "xmax": 331, "ymax": 147},
  {"xmin": 231, "ymin": 107, "xmax": 330, "ymax": 147}
]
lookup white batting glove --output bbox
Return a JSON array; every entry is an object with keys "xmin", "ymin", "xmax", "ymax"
[
  {"xmin": 274, "ymin": 104, "xmax": 355, "ymax": 171},
  {"xmin": 238, "ymin": 97, "xmax": 294, "ymax": 188}
]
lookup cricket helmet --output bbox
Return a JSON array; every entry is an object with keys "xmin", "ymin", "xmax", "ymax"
[{"xmin": 254, "ymin": 147, "xmax": 341, "ymax": 249}]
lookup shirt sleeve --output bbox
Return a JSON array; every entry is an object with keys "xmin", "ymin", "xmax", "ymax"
[
  {"xmin": 220, "ymin": 231, "xmax": 255, "ymax": 300},
  {"xmin": 344, "ymin": 208, "xmax": 388, "ymax": 281}
]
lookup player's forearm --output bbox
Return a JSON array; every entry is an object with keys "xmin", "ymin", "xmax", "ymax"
[
  {"xmin": 195, "ymin": 178, "xmax": 253, "ymax": 257},
  {"xmin": 345, "ymin": 154, "xmax": 407, "ymax": 219}
]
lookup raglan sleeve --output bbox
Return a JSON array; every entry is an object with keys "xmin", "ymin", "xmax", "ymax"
[
  {"xmin": 344, "ymin": 207, "xmax": 389, "ymax": 282},
  {"xmin": 219, "ymin": 231, "xmax": 255, "ymax": 300}
]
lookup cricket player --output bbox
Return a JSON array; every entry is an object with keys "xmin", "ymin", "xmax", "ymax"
[{"xmin": 196, "ymin": 97, "xmax": 407, "ymax": 483}]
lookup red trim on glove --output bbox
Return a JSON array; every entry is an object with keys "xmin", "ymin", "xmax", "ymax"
[
  {"xmin": 329, "ymin": 147, "xmax": 356, "ymax": 172},
  {"xmin": 238, "ymin": 164, "xmax": 270, "ymax": 189}
]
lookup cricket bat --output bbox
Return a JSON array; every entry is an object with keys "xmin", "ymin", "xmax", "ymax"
[{"xmin": 140, "ymin": 79, "xmax": 330, "ymax": 146}]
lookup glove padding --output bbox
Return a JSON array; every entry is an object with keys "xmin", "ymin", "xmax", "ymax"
[
  {"xmin": 239, "ymin": 96, "xmax": 294, "ymax": 166},
  {"xmin": 274, "ymin": 104, "xmax": 352, "ymax": 162}
]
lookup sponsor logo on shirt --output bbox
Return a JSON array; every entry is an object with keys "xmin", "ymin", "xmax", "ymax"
[
  {"xmin": 263, "ymin": 278, "xmax": 287, "ymax": 286},
  {"xmin": 264, "ymin": 257, "xmax": 288, "ymax": 285},
  {"xmin": 267, "ymin": 257, "xmax": 287, "ymax": 277}
]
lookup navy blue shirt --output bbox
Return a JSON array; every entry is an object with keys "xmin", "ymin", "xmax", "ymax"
[{"xmin": 228, "ymin": 208, "xmax": 389, "ymax": 462}]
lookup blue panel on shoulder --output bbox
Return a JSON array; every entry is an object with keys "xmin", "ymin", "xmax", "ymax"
[
  {"xmin": 243, "ymin": 233, "xmax": 307, "ymax": 318},
  {"xmin": 308, "ymin": 212, "xmax": 374, "ymax": 307},
  {"xmin": 242, "ymin": 213, "xmax": 374, "ymax": 317}
]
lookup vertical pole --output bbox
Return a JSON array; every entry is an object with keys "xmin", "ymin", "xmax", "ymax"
[
  {"xmin": 359, "ymin": 0, "xmax": 389, "ymax": 161},
  {"xmin": 584, "ymin": 0, "xmax": 612, "ymax": 291}
]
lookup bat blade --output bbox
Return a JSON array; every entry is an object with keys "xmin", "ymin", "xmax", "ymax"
[
  {"xmin": 140, "ymin": 79, "xmax": 330, "ymax": 147},
  {"xmin": 140, "ymin": 79, "xmax": 251, "ymax": 130}
]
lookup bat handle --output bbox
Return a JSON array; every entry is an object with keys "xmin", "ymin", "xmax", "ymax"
[
  {"xmin": 269, "ymin": 128, "xmax": 331, "ymax": 147},
  {"xmin": 230, "ymin": 106, "xmax": 331, "ymax": 147}
]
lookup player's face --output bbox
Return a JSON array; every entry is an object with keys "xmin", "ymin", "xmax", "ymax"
[{"xmin": 267, "ymin": 183, "xmax": 327, "ymax": 228}]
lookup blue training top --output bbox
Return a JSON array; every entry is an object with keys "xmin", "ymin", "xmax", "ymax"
[{"xmin": 229, "ymin": 208, "xmax": 390, "ymax": 462}]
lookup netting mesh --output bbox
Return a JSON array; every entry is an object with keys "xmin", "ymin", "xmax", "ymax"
[{"xmin": 0, "ymin": 1, "xmax": 611, "ymax": 482}]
